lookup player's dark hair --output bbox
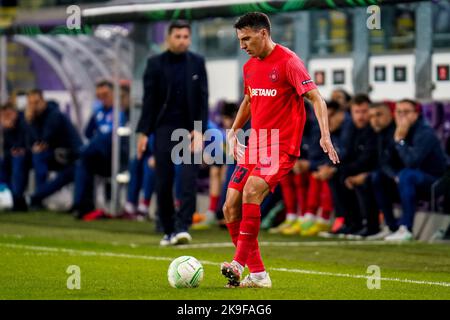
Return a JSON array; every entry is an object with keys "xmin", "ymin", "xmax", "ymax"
[
  {"xmin": 27, "ymin": 88, "xmax": 43, "ymax": 98},
  {"xmin": 350, "ymin": 93, "xmax": 372, "ymax": 106},
  {"xmin": 234, "ymin": 12, "xmax": 271, "ymax": 34},
  {"xmin": 96, "ymin": 79, "xmax": 114, "ymax": 90},
  {"xmin": 168, "ymin": 20, "xmax": 191, "ymax": 35}
]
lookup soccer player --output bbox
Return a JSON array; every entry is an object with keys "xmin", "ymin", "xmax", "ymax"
[{"xmin": 221, "ymin": 12, "xmax": 339, "ymax": 288}]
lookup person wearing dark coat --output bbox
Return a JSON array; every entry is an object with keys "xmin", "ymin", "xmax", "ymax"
[
  {"xmin": 368, "ymin": 102, "xmax": 404, "ymax": 240},
  {"xmin": 374, "ymin": 99, "xmax": 447, "ymax": 241},
  {"xmin": 135, "ymin": 21, "xmax": 209, "ymax": 246},
  {"xmin": 314, "ymin": 94, "xmax": 378, "ymax": 237},
  {"xmin": 25, "ymin": 89, "xmax": 82, "ymax": 209},
  {"xmin": 0, "ymin": 102, "xmax": 31, "ymax": 211}
]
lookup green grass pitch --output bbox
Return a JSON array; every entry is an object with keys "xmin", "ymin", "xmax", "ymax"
[{"xmin": 0, "ymin": 211, "xmax": 449, "ymax": 300}]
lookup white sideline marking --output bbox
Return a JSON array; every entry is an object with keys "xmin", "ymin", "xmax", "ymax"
[
  {"xmin": 1, "ymin": 243, "xmax": 450, "ymax": 288},
  {"xmin": 175, "ymin": 240, "xmax": 404, "ymax": 249}
]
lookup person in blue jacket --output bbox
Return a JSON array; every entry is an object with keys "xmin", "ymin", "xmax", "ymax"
[
  {"xmin": 0, "ymin": 102, "xmax": 31, "ymax": 211},
  {"xmin": 25, "ymin": 89, "xmax": 82, "ymax": 209},
  {"xmin": 376, "ymin": 99, "xmax": 447, "ymax": 241},
  {"xmin": 73, "ymin": 80, "xmax": 127, "ymax": 219}
]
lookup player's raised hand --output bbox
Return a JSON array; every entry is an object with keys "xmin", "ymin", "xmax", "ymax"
[{"xmin": 320, "ymin": 135, "xmax": 340, "ymax": 164}]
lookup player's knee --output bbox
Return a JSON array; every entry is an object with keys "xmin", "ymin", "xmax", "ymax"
[
  {"xmin": 223, "ymin": 202, "xmax": 239, "ymax": 222},
  {"xmin": 242, "ymin": 183, "xmax": 262, "ymax": 203}
]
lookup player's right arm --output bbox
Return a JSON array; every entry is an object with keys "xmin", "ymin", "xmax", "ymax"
[{"xmin": 227, "ymin": 94, "xmax": 251, "ymax": 160}]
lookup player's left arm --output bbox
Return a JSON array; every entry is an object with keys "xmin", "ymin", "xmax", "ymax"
[{"xmin": 304, "ymin": 89, "xmax": 340, "ymax": 164}]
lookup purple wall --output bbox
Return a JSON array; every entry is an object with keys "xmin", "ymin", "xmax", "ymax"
[{"xmin": 26, "ymin": 47, "xmax": 65, "ymax": 90}]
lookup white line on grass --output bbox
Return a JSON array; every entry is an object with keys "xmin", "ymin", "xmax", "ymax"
[
  {"xmin": 174, "ymin": 240, "xmax": 405, "ymax": 249},
  {"xmin": 2, "ymin": 243, "xmax": 450, "ymax": 288}
]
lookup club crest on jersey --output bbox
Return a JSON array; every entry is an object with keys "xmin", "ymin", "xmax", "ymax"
[{"xmin": 269, "ymin": 68, "xmax": 279, "ymax": 82}]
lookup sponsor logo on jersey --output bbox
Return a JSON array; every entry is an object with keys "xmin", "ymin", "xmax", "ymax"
[{"xmin": 250, "ymin": 88, "xmax": 278, "ymax": 97}]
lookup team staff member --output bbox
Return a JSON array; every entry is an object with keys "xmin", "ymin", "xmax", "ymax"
[{"xmin": 136, "ymin": 20, "xmax": 209, "ymax": 246}]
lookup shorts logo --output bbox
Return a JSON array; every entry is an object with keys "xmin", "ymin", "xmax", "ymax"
[
  {"xmin": 269, "ymin": 69, "xmax": 279, "ymax": 82},
  {"xmin": 302, "ymin": 79, "xmax": 313, "ymax": 85}
]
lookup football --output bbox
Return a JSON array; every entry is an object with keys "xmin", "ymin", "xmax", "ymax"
[{"xmin": 167, "ymin": 256, "xmax": 204, "ymax": 288}]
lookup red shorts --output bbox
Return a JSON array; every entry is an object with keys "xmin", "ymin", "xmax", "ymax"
[{"xmin": 228, "ymin": 150, "xmax": 297, "ymax": 193}]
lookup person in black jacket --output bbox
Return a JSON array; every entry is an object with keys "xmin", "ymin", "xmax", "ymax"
[
  {"xmin": 368, "ymin": 102, "xmax": 404, "ymax": 239},
  {"xmin": 378, "ymin": 99, "xmax": 447, "ymax": 241},
  {"xmin": 135, "ymin": 20, "xmax": 209, "ymax": 246},
  {"xmin": 25, "ymin": 89, "xmax": 83, "ymax": 209},
  {"xmin": 316, "ymin": 94, "xmax": 378, "ymax": 237},
  {"xmin": 0, "ymin": 102, "xmax": 31, "ymax": 211}
]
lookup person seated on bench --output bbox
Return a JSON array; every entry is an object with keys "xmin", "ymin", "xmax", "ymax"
[{"xmin": 372, "ymin": 99, "xmax": 447, "ymax": 241}]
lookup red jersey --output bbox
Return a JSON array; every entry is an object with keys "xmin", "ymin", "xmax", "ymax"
[{"xmin": 243, "ymin": 44, "xmax": 317, "ymax": 157}]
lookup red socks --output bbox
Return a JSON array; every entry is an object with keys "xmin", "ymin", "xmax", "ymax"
[
  {"xmin": 280, "ymin": 174, "xmax": 297, "ymax": 214},
  {"xmin": 294, "ymin": 172, "xmax": 308, "ymax": 214},
  {"xmin": 226, "ymin": 220, "xmax": 240, "ymax": 246},
  {"xmin": 319, "ymin": 182, "xmax": 333, "ymax": 220},
  {"xmin": 246, "ymin": 240, "xmax": 265, "ymax": 273},
  {"xmin": 226, "ymin": 205, "xmax": 265, "ymax": 273},
  {"xmin": 233, "ymin": 203, "xmax": 263, "ymax": 270},
  {"xmin": 208, "ymin": 195, "xmax": 220, "ymax": 212}
]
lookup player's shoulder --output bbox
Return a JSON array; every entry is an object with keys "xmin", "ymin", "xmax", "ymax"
[
  {"xmin": 243, "ymin": 57, "xmax": 257, "ymax": 70},
  {"xmin": 275, "ymin": 44, "xmax": 305, "ymax": 65}
]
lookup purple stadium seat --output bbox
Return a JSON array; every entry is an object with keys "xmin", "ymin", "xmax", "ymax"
[
  {"xmin": 422, "ymin": 102, "xmax": 444, "ymax": 130},
  {"xmin": 443, "ymin": 103, "xmax": 450, "ymax": 141},
  {"xmin": 422, "ymin": 102, "xmax": 434, "ymax": 126}
]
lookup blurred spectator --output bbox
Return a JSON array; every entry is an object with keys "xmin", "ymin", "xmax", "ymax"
[
  {"xmin": 377, "ymin": 99, "xmax": 447, "ymax": 241},
  {"xmin": 193, "ymin": 101, "xmax": 240, "ymax": 230},
  {"xmin": 269, "ymin": 100, "xmax": 328, "ymax": 236},
  {"xmin": 72, "ymin": 80, "xmax": 127, "ymax": 219},
  {"xmin": 122, "ymin": 135, "xmax": 156, "ymax": 220},
  {"xmin": 314, "ymin": 100, "xmax": 351, "ymax": 235},
  {"xmin": 120, "ymin": 80, "xmax": 154, "ymax": 221},
  {"xmin": 318, "ymin": 94, "xmax": 378, "ymax": 238},
  {"xmin": 367, "ymin": 102, "xmax": 404, "ymax": 240},
  {"xmin": 192, "ymin": 119, "xmax": 226, "ymax": 230},
  {"xmin": 0, "ymin": 102, "xmax": 31, "ymax": 211},
  {"xmin": 25, "ymin": 89, "xmax": 82, "ymax": 209},
  {"xmin": 294, "ymin": 101, "xmax": 335, "ymax": 236},
  {"xmin": 445, "ymin": 138, "xmax": 450, "ymax": 213},
  {"xmin": 330, "ymin": 88, "xmax": 351, "ymax": 111}
]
